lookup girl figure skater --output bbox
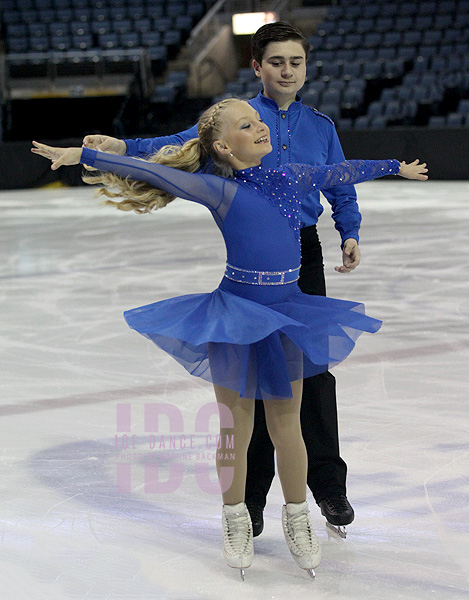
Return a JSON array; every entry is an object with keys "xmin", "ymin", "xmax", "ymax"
[{"xmin": 32, "ymin": 98, "xmax": 427, "ymax": 580}]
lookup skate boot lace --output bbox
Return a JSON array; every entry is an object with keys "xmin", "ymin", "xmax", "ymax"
[
  {"xmin": 324, "ymin": 494, "xmax": 349, "ymax": 513},
  {"xmin": 285, "ymin": 508, "xmax": 319, "ymax": 556},
  {"xmin": 223, "ymin": 510, "xmax": 253, "ymax": 557}
]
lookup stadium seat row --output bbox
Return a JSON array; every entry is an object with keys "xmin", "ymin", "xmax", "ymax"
[
  {"xmin": 324, "ymin": 0, "xmax": 468, "ymax": 21},
  {"xmin": 6, "ymin": 30, "xmax": 183, "ymax": 53},
  {"xmin": 317, "ymin": 13, "xmax": 469, "ymax": 37},
  {"xmin": 1, "ymin": 2, "xmax": 205, "ymax": 24}
]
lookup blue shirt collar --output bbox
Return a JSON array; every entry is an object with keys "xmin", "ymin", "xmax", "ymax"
[{"xmin": 254, "ymin": 91, "xmax": 303, "ymax": 113}]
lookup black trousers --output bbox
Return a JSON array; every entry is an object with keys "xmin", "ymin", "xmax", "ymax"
[{"xmin": 245, "ymin": 225, "xmax": 347, "ymax": 506}]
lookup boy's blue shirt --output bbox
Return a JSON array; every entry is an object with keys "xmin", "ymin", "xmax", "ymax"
[{"xmin": 123, "ymin": 92, "xmax": 361, "ymax": 244}]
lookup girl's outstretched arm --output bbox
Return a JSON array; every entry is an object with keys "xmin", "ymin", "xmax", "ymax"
[
  {"xmin": 31, "ymin": 142, "xmax": 236, "ymax": 215},
  {"xmin": 286, "ymin": 159, "xmax": 428, "ymax": 193}
]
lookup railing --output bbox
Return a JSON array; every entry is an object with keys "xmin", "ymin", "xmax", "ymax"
[
  {"xmin": 187, "ymin": 0, "xmax": 291, "ymax": 55},
  {"xmin": 185, "ymin": 0, "xmax": 292, "ymax": 96},
  {"xmin": 187, "ymin": 0, "xmax": 231, "ymax": 51},
  {"xmin": 2, "ymin": 48, "xmax": 153, "ymax": 97}
]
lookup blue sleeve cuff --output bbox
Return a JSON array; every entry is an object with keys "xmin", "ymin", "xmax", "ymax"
[
  {"xmin": 123, "ymin": 138, "xmax": 139, "ymax": 157},
  {"xmin": 340, "ymin": 231, "xmax": 360, "ymax": 247},
  {"xmin": 81, "ymin": 147, "xmax": 98, "ymax": 167}
]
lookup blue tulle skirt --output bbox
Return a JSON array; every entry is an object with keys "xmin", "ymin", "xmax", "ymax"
[{"xmin": 124, "ymin": 282, "xmax": 382, "ymax": 400}]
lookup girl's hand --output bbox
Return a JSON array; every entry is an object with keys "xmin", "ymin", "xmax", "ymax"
[
  {"xmin": 398, "ymin": 159, "xmax": 428, "ymax": 180},
  {"xmin": 31, "ymin": 141, "xmax": 83, "ymax": 170}
]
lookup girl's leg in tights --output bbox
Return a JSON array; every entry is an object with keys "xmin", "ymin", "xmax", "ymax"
[
  {"xmin": 213, "ymin": 380, "xmax": 306, "ymax": 505},
  {"xmin": 214, "ymin": 379, "xmax": 315, "ymax": 573},
  {"xmin": 213, "ymin": 384, "xmax": 255, "ymax": 505},
  {"xmin": 262, "ymin": 379, "xmax": 307, "ymax": 504}
]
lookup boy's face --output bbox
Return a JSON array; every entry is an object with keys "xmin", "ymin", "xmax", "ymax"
[{"xmin": 252, "ymin": 40, "xmax": 307, "ymax": 104}]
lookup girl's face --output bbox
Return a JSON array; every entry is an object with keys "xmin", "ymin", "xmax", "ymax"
[{"xmin": 214, "ymin": 101, "xmax": 272, "ymax": 169}]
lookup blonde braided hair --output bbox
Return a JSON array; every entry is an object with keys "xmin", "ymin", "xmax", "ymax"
[{"xmin": 83, "ymin": 97, "xmax": 239, "ymax": 213}]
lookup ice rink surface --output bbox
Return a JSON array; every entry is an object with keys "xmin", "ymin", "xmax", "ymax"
[{"xmin": 1, "ymin": 179, "xmax": 468, "ymax": 599}]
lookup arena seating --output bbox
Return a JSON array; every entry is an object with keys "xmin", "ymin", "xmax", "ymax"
[
  {"xmin": 0, "ymin": 0, "xmax": 209, "ymax": 78},
  {"xmin": 214, "ymin": 0, "xmax": 469, "ymax": 129},
  {"xmin": 1, "ymin": 0, "xmax": 468, "ymax": 134}
]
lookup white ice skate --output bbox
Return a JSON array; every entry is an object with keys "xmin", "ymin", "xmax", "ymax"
[
  {"xmin": 222, "ymin": 502, "xmax": 254, "ymax": 580},
  {"xmin": 282, "ymin": 501, "xmax": 321, "ymax": 579}
]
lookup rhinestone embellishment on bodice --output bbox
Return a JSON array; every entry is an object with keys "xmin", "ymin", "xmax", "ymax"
[{"xmin": 234, "ymin": 166, "xmax": 302, "ymax": 241}]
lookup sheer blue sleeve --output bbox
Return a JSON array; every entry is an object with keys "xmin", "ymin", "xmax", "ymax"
[
  {"xmin": 284, "ymin": 160, "xmax": 400, "ymax": 194},
  {"xmin": 80, "ymin": 147, "xmax": 237, "ymax": 227}
]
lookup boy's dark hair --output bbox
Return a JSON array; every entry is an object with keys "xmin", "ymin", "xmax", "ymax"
[{"xmin": 251, "ymin": 21, "xmax": 311, "ymax": 64}]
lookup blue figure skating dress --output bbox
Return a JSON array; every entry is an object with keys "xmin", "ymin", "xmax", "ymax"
[{"xmin": 81, "ymin": 148, "xmax": 399, "ymax": 399}]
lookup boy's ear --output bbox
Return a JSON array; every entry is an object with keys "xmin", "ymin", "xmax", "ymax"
[{"xmin": 252, "ymin": 59, "xmax": 262, "ymax": 78}]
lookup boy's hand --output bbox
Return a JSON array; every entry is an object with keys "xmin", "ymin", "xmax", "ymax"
[{"xmin": 83, "ymin": 135, "xmax": 126, "ymax": 154}]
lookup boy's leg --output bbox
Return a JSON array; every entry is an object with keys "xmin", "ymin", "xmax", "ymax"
[{"xmin": 299, "ymin": 225, "xmax": 354, "ymax": 531}]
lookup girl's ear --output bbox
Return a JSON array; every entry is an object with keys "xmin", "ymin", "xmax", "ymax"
[{"xmin": 213, "ymin": 139, "xmax": 231, "ymax": 157}]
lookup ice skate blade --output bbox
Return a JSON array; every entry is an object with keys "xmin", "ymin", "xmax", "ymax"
[
  {"xmin": 307, "ymin": 568, "xmax": 316, "ymax": 579},
  {"xmin": 326, "ymin": 521, "xmax": 347, "ymax": 538},
  {"xmin": 240, "ymin": 568, "xmax": 245, "ymax": 581}
]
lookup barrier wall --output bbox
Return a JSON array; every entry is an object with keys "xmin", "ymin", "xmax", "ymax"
[
  {"xmin": 1, "ymin": 139, "xmax": 86, "ymax": 189},
  {"xmin": 338, "ymin": 127, "xmax": 469, "ymax": 181}
]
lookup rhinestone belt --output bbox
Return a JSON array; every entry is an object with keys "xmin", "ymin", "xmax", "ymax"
[{"xmin": 224, "ymin": 263, "xmax": 300, "ymax": 285}]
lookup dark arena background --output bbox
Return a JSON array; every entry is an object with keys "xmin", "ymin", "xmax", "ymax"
[
  {"xmin": 0, "ymin": 0, "xmax": 468, "ymax": 187},
  {"xmin": 1, "ymin": 3, "xmax": 468, "ymax": 600}
]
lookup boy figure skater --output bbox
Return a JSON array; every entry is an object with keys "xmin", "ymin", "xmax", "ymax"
[{"xmin": 82, "ymin": 22, "xmax": 363, "ymax": 538}]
